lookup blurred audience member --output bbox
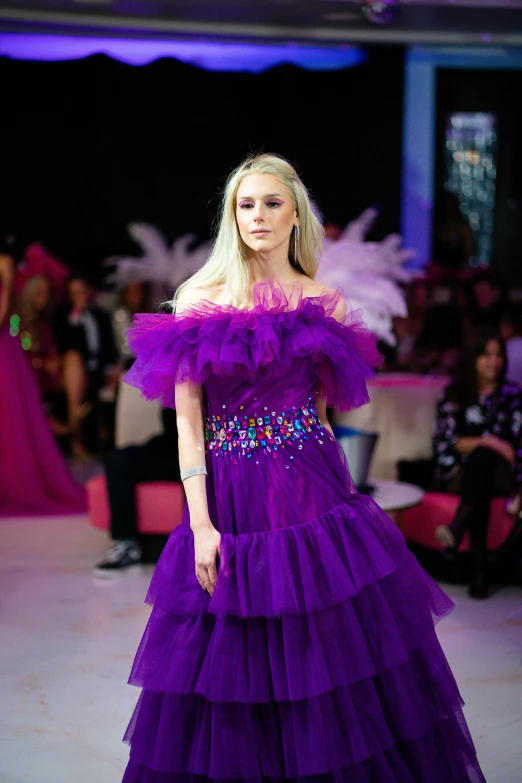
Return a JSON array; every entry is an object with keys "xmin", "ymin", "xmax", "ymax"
[
  {"xmin": 432, "ymin": 192, "xmax": 474, "ymax": 272},
  {"xmin": 400, "ymin": 302, "xmax": 463, "ymax": 376},
  {"xmin": 54, "ymin": 273, "xmax": 118, "ymax": 458},
  {"xmin": 95, "ymin": 408, "xmax": 181, "ymax": 573},
  {"xmin": 393, "ymin": 280, "xmax": 429, "ymax": 367},
  {"xmin": 323, "ymin": 222, "xmax": 343, "ymax": 242},
  {"xmin": 18, "ymin": 275, "xmax": 61, "ymax": 398},
  {"xmin": 500, "ymin": 304, "xmax": 522, "ymax": 385},
  {"xmin": 432, "ymin": 327, "xmax": 522, "ymax": 598},
  {"xmin": 111, "ymin": 281, "xmax": 153, "ymax": 370},
  {"xmin": 468, "ymin": 271, "xmax": 508, "ymax": 329},
  {"xmin": 14, "ymin": 242, "xmax": 69, "ymax": 305}
]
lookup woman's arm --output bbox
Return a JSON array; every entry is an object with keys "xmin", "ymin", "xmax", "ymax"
[
  {"xmin": 175, "ymin": 375, "xmax": 221, "ymax": 596},
  {"xmin": 0, "ymin": 254, "xmax": 14, "ymax": 325},
  {"xmin": 175, "ymin": 286, "xmax": 221, "ymax": 595},
  {"xmin": 175, "ymin": 378, "xmax": 210, "ymax": 525},
  {"xmin": 454, "ymin": 436, "xmax": 487, "ymax": 455}
]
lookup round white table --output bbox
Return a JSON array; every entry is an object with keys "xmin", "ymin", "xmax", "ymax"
[
  {"xmin": 370, "ymin": 479, "xmax": 425, "ymax": 513},
  {"xmin": 365, "ymin": 479, "xmax": 425, "ymax": 530}
]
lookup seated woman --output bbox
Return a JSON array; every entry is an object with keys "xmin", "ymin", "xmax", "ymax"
[{"xmin": 433, "ymin": 327, "xmax": 522, "ymax": 598}]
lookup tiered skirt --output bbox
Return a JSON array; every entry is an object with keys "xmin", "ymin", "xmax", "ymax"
[{"xmin": 122, "ymin": 493, "xmax": 486, "ymax": 783}]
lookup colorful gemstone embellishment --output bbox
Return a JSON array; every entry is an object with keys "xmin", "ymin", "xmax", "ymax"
[{"xmin": 204, "ymin": 397, "xmax": 324, "ymax": 459}]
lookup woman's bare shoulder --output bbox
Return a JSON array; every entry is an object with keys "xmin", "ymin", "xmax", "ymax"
[
  {"xmin": 307, "ymin": 281, "xmax": 347, "ymax": 321},
  {"xmin": 175, "ymin": 284, "xmax": 226, "ymax": 313}
]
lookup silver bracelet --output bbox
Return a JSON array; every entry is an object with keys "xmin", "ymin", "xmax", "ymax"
[{"xmin": 180, "ymin": 465, "xmax": 207, "ymax": 482}]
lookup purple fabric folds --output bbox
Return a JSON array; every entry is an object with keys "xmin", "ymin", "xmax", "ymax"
[{"xmin": 122, "ymin": 281, "xmax": 486, "ymax": 783}]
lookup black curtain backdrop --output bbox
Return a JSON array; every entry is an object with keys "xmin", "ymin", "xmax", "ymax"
[
  {"xmin": 435, "ymin": 68, "xmax": 522, "ymax": 286},
  {"xmin": 1, "ymin": 48, "xmax": 404, "ymax": 285}
]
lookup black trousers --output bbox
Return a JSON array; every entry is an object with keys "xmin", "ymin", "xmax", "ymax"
[
  {"xmin": 104, "ymin": 437, "xmax": 181, "ymax": 541},
  {"xmin": 442, "ymin": 447, "xmax": 515, "ymax": 552}
]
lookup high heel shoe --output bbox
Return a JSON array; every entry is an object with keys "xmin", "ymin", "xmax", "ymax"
[{"xmin": 435, "ymin": 501, "xmax": 474, "ymax": 551}]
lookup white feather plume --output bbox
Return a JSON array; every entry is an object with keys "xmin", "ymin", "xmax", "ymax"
[
  {"xmin": 103, "ymin": 223, "xmax": 211, "ymax": 295},
  {"xmin": 317, "ymin": 207, "xmax": 417, "ymax": 345}
]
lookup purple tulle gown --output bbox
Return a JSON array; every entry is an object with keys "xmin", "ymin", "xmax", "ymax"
[
  {"xmin": 0, "ymin": 318, "xmax": 86, "ymax": 517},
  {"xmin": 122, "ymin": 281, "xmax": 486, "ymax": 783}
]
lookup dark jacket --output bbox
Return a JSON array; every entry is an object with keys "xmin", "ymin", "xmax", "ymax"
[{"xmin": 54, "ymin": 305, "xmax": 118, "ymax": 371}]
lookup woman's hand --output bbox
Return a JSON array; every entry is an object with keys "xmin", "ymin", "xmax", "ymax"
[
  {"xmin": 193, "ymin": 521, "xmax": 221, "ymax": 595},
  {"xmin": 481, "ymin": 434, "xmax": 516, "ymax": 465}
]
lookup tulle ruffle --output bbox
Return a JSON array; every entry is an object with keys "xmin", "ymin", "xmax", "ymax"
[
  {"xmin": 125, "ymin": 280, "xmax": 382, "ymax": 412},
  {"xmin": 128, "ymin": 593, "xmax": 449, "ymax": 704},
  {"xmin": 123, "ymin": 679, "xmax": 469, "ymax": 778},
  {"xmin": 145, "ymin": 497, "xmax": 452, "ymax": 621}
]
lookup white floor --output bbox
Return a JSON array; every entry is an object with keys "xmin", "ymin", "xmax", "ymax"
[{"xmin": 0, "ymin": 516, "xmax": 521, "ymax": 783}]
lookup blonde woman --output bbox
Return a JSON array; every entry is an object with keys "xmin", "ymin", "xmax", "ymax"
[{"xmin": 122, "ymin": 154, "xmax": 486, "ymax": 783}]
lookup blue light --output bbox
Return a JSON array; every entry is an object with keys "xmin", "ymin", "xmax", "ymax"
[{"xmin": 0, "ymin": 33, "xmax": 366, "ymax": 72}]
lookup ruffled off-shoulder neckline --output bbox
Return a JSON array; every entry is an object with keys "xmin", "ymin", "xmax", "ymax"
[
  {"xmin": 172, "ymin": 278, "xmax": 344, "ymax": 320},
  {"xmin": 125, "ymin": 279, "xmax": 382, "ymax": 412}
]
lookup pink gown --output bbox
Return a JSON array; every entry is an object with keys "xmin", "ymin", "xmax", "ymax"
[{"xmin": 0, "ymin": 300, "xmax": 86, "ymax": 516}]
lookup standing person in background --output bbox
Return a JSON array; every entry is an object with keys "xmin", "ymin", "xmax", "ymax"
[
  {"xmin": 433, "ymin": 327, "xmax": 522, "ymax": 598},
  {"xmin": 392, "ymin": 279, "xmax": 429, "ymax": 367},
  {"xmin": 432, "ymin": 192, "xmax": 474, "ymax": 272},
  {"xmin": 468, "ymin": 271, "xmax": 508, "ymax": 330},
  {"xmin": 399, "ymin": 302, "xmax": 463, "ymax": 376},
  {"xmin": 110, "ymin": 281, "xmax": 153, "ymax": 371},
  {"xmin": 0, "ymin": 248, "xmax": 85, "ymax": 516},
  {"xmin": 54, "ymin": 273, "xmax": 118, "ymax": 458},
  {"xmin": 16, "ymin": 274, "xmax": 68, "ymax": 438},
  {"xmin": 95, "ymin": 408, "xmax": 181, "ymax": 574},
  {"xmin": 14, "ymin": 242, "xmax": 70, "ymax": 305},
  {"xmin": 17, "ymin": 275, "xmax": 61, "ymax": 397}
]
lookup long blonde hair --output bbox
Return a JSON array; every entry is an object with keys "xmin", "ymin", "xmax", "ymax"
[{"xmin": 173, "ymin": 153, "xmax": 324, "ymax": 307}]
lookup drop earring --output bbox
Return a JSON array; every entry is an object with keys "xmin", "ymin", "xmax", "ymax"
[{"xmin": 294, "ymin": 225, "xmax": 300, "ymax": 260}]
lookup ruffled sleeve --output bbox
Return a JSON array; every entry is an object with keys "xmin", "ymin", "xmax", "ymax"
[
  {"xmin": 124, "ymin": 313, "xmax": 205, "ymax": 408},
  {"xmin": 312, "ymin": 306, "xmax": 383, "ymax": 412}
]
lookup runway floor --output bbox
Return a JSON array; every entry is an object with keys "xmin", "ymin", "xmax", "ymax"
[{"xmin": 1, "ymin": 514, "xmax": 521, "ymax": 783}]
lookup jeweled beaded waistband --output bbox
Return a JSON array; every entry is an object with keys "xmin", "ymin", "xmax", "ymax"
[{"xmin": 204, "ymin": 396, "xmax": 325, "ymax": 459}]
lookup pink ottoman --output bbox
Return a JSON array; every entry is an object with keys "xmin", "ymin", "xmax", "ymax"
[
  {"xmin": 136, "ymin": 482, "xmax": 185, "ymax": 534},
  {"xmin": 401, "ymin": 491, "xmax": 515, "ymax": 552},
  {"xmin": 86, "ymin": 474, "xmax": 185, "ymax": 534}
]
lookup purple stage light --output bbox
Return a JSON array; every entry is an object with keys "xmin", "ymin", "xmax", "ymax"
[
  {"xmin": 360, "ymin": 0, "xmax": 401, "ymax": 26},
  {"xmin": 0, "ymin": 33, "xmax": 366, "ymax": 72}
]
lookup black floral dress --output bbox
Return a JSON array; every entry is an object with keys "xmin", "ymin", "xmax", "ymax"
[{"xmin": 433, "ymin": 381, "xmax": 522, "ymax": 488}]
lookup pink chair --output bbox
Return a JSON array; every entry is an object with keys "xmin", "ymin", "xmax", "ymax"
[
  {"xmin": 86, "ymin": 473, "xmax": 185, "ymax": 535},
  {"xmin": 401, "ymin": 491, "xmax": 515, "ymax": 552}
]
